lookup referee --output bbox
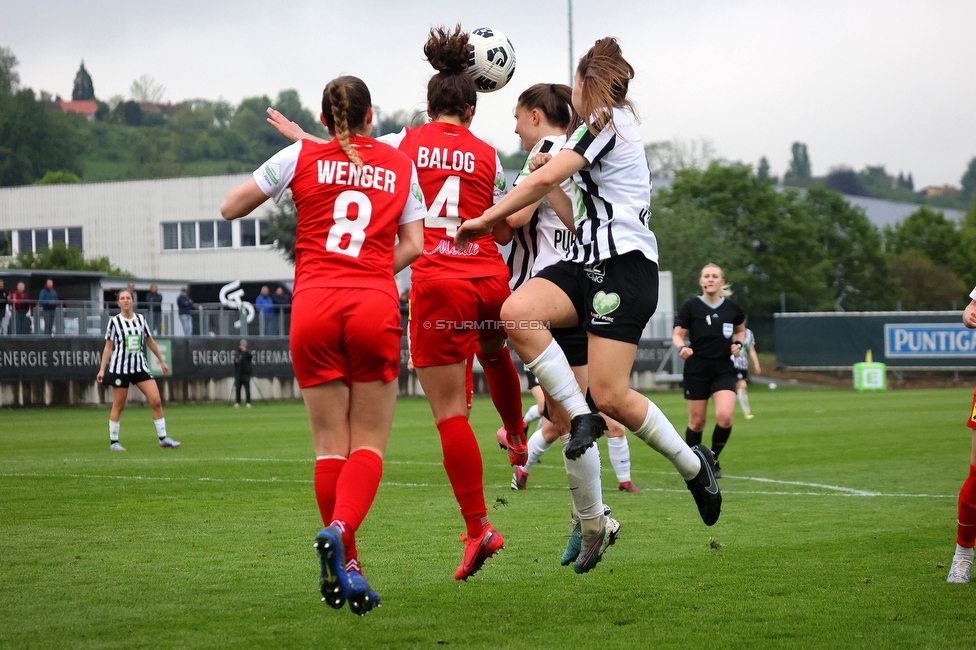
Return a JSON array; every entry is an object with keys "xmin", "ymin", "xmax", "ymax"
[
  {"xmin": 673, "ymin": 264, "xmax": 745, "ymax": 478},
  {"xmin": 96, "ymin": 289, "xmax": 180, "ymax": 451}
]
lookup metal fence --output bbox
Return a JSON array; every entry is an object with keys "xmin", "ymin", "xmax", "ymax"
[{"xmin": 0, "ymin": 301, "xmax": 290, "ymax": 338}]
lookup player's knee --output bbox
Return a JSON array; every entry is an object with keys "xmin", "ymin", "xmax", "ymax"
[{"xmin": 499, "ymin": 295, "xmax": 525, "ymax": 324}]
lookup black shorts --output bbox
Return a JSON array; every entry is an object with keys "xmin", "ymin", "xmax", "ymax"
[
  {"xmin": 551, "ymin": 326, "xmax": 588, "ymax": 367},
  {"xmin": 683, "ymin": 357, "xmax": 737, "ymax": 401},
  {"xmin": 735, "ymin": 367, "xmax": 749, "ymax": 382},
  {"xmin": 525, "ymin": 369, "xmax": 539, "ymax": 389},
  {"xmin": 103, "ymin": 370, "xmax": 153, "ymax": 388},
  {"xmin": 535, "ymin": 252, "xmax": 658, "ymax": 345}
]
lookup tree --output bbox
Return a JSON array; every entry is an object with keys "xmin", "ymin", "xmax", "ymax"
[
  {"xmin": 0, "ymin": 88, "xmax": 84, "ymax": 186},
  {"xmin": 35, "ymin": 171, "xmax": 81, "ymax": 184},
  {"xmin": 373, "ymin": 108, "xmax": 420, "ymax": 137},
  {"xmin": 130, "ymin": 74, "xmax": 165, "ymax": 103},
  {"xmin": 783, "ymin": 141, "xmax": 811, "ymax": 186},
  {"xmin": 825, "ymin": 167, "xmax": 866, "ymax": 196},
  {"xmin": 644, "ymin": 138, "xmax": 716, "ymax": 179},
  {"xmin": 756, "ymin": 156, "xmax": 771, "ymax": 183},
  {"xmin": 883, "ymin": 206, "xmax": 958, "ymax": 267},
  {"xmin": 262, "ymin": 193, "xmax": 297, "ymax": 264},
  {"xmin": 7, "ymin": 242, "xmax": 128, "ymax": 276},
  {"xmin": 802, "ymin": 186, "xmax": 894, "ymax": 310},
  {"xmin": 962, "ymin": 156, "xmax": 976, "ymax": 202},
  {"xmin": 72, "ymin": 61, "xmax": 94, "ymax": 101},
  {"xmin": 273, "ymin": 89, "xmax": 319, "ymax": 136},
  {"xmin": 0, "ymin": 45, "xmax": 19, "ymax": 95},
  {"xmin": 888, "ymin": 250, "xmax": 966, "ymax": 310}
]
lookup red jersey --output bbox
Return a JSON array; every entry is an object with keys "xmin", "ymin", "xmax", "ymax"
[
  {"xmin": 253, "ymin": 137, "xmax": 426, "ymax": 300},
  {"xmin": 381, "ymin": 122, "xmax": 509, "ymax": 281}
]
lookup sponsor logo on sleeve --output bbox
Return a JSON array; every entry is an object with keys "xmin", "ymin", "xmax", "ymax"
[{"xmin": 263, "ymin": 163, "xmax": 280, "ymax": 186}]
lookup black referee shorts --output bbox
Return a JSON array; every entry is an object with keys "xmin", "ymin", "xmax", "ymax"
[
  {"xmin": 103, "ymin": 370, "xmax": 153, "ymax": 388},
  {"xmin": 683, "ymin": 357, "xmax": 737, "ymax": 401}
]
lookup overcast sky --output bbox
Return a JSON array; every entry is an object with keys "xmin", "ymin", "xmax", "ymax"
[{"xmin": 4, "ymin": 0, "xmax": 974, "ymax": 188}]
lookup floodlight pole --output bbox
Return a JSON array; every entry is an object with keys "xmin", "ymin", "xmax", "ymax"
[{"xmin": 568, "ymin": 0, "xmax": 574, "ymax": 85}]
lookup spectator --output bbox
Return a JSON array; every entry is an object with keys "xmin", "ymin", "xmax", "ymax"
[
  {"xmin": 38, "ymin": 279, "xmax": 59, "ymax": 335},
  {"xmin": 255, "ymin": 286, "xmax": 275, "ymax": 335},
  {"xmin": 9, "ymin": 282, "xmax": 30, "ymax": 335},
  {"xmin": 177, "ymin": 287, "xmax": 194, "ymax": 336},
  {"xmin": 145, "ymin": 284, "xmax": 163, "ymax": 335},
  {"xmin": 233, "ymin": 339, "xmax": 253, "ymax": 408},
  {"xmin": 127, "ymin": 282, "xmax": 138, "ymax": 309},
  {"xmin": 272, "ymin": 286, "xmax": 291, "ymax": 335},
  {"xmin": 0, "ymin": 279, "xmax": 8, "ymax": 335}
]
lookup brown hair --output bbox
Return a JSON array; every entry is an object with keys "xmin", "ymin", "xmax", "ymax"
[
  {"xmin": 575, "ymin": 37, "xmax": 636, "ymax": 134},
  {"xmin": 321, "ymin": 76, "xmax": 372, "ymax": 169},
  {"xmin": 117, "ymin": 289, "xmax": 133, "ymax": 301},
  {"xmin": 424, "ymin": 25, "xmax": 478, "ymax": 121},
  {"xmin": 516, "ymin": 83, "xmax": 580, "ymax": 139}
]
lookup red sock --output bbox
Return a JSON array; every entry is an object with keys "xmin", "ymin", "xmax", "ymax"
[
  {"xmin": 437, "ymin": 415, "xmax": 487, "ymax": 538},
  {"xmin": 314, "ymin": 458, "xmax": 345, "ymax": 526},
  {"xmin": 331, "ymin": 449, "xmax": 384, "ymax": 553},
  {"xmin": 477, "ymin": 347, "xmax": 524, "ymax": 436},
  {"xmin": 958, "ymin": 465, "xmax": 976, "ymax": 548}
]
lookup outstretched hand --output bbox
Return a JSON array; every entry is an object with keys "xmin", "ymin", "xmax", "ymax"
[
  {"xmin": 454, "ymin": 217, "xmax": 491, "ymax": 251},
  {"xmin": 266, "ymin": 108, "xmax": 308, "ymax": 143}
]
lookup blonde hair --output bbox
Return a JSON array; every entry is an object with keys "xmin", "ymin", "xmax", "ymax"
[{"xmin": 701, "ymin": 263, "xmax": 733, "ymax": 298}]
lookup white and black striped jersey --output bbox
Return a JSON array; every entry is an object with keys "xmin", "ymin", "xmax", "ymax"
[
  {"xmin": 507, "ymin": 135, "xmax": 580, "ymax": 290},
  {"xmin": 732, "ymin": 328, "xmax": 755, "ymax": 370},
  {"xmin": 562, "ymin": 107, "xmax": 656, "ymax": 266},
  {"xmin": 105, "ymin": 313, "xmax": 152, "ymax": 374}
]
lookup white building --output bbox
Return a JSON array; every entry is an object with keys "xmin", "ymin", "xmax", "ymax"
[{"xmin": 0, "ymin": 174, "xmax": 293, "ymax": 281}]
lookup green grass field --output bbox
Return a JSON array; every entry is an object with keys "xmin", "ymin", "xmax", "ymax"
[{"xmin": 2, "ymin": 386, "xmax": 975, "ymax": 649}]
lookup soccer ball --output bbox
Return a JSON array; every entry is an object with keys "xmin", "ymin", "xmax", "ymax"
[
  {"xmin": 466, "ymin": 27, "xmax": 516, "ymax": 93},
  {"xmin": 768, "ymin": 382, "xmax": 777, "ymax": 391}
]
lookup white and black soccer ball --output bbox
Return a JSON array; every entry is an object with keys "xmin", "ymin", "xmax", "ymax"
[{"xmin": 466, "ymin": 27, "xmax": 516, "ymax": 93}]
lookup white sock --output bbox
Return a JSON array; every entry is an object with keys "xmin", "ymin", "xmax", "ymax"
[
  {"xmin": 633, "ymin": 398, "xmax": 700, "ymax": 480},
  {"xmin": 956, "ymin": 544, "xmax": 975, "ymax": 559},
  {"xmin": 154, "ymin": 417, "xmax": 167, "ymax": 440},
  {"xmin": 525, "ymin": 341, "xmax": 590, "ymax": 418},
  {"xmin": 522, "ymin": 429, "xmax": 552, "ymax": 473},
  {"xmin": 109, "ymin": 420, "xmax": 120, "ymax": 443},
  {"xmin": 606, "ymin": 435, "xmax": 631, "ymax": 483},
  {"xmin": 523, "ymin": 404, "xmax": 541, "ymax": 424},
  {"xmin": 561, "ymin": 433, "xmax": 604, "ymax": 534},
  {"xmin": 737, "ymin": 388, "xmax": 752, "ymax": 415}
]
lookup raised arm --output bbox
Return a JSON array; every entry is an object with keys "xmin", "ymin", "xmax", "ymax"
[
  {"xmin": 221, "ymin": 178, "xmax": 270, "ymax": 221},
  {"xmin": 454, "ymin": 149, "xmax": 586, "ymax": 249}
]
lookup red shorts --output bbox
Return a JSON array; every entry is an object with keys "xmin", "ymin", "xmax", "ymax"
[
  {"xmin": 967, "ymin": 387, "xmax": 976, "ymax": 430},
  {"xmin": 409, "ymin": 275, "xmax": 511, "ymax": 367},
  {"xmin": 291, "ymin": 287, "xmax": 402, "ymax": 388}
]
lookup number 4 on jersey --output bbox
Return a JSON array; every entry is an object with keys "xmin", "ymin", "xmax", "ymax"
[{"xmin": 425, "ymin": 176, "xmax": 461, "ymax": 236}]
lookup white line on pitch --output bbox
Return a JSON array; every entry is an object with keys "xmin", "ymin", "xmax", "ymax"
[{"xmin": 0, "ymin": 472, "xmax": 955, "ymax": 498}]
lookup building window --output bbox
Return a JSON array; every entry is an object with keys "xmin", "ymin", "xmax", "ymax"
[
  {"xmin": 18, "ymin": 230, "xmax": 32, "ymax": 253},
  {"xmin": 68, "ymin": 227, "xmax": 83, "ymax": 251},
  {"xmin": 240, "ymin": 219, "xmax": 257, "ymax": 247},
  {"xmin": 162, "ymin": 223, "xmax": 179, "ymax": 250},
  {"xmin": 259, "ymin": 219, "xmax": 273, "ymax": 245},
  {"xmin": 0, "ymin": 230, "xmax": 11, "ymax": 256},
  {"xmin": 199, "ymin": 221, "xmax": 215, "ymax": 248},
  {"xmin": 35, "ymin": 230, "xmax": 49, "ymax": 250},
  {"xmin": 217, "ymin": 220, "xmax": 232, "ymax": 248},
  {"xmin": 52, "ymin": 229, "xmax": 66, "ymax": 246},
  {"xmin": 160, "ymin": 220, "xmax": 271, "ymax": 251},
  {"xmin": 180, "ymin": 222, "xmax": 197, "ymax": 249}
]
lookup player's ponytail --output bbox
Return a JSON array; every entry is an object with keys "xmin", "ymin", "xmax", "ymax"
[
  {"xmin": 575, "ymin": 37, "xmax": 637, "ymax": 135},
  {"xmin": 517, "ymin": 83, "xmax": 581, "ymax": 139},
  {"xmin": 321, "ymin": 76, "xmax": 372, "ymax": 169},
  {"xmin": 425, "ymin": 25, "xmax": 478, "ymax": 121}
]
